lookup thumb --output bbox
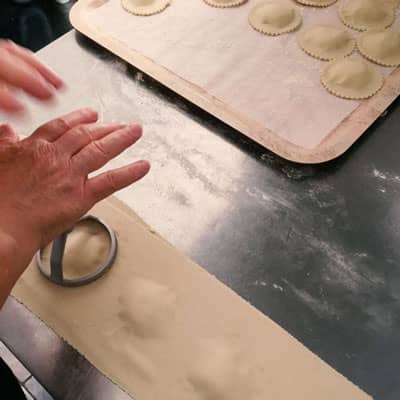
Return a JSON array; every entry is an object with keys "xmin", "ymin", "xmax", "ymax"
[{"xmin": 0, "ymin": 124, "xmax": 19, "ymax": 145}]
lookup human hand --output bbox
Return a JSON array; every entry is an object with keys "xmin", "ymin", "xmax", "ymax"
[
  {"xmin": 0, "ymin": 40, "xmax": 63, "ymax": 113},
  {"xmin": 0, "ymin": 108, "xmax": 150, "ymax": 270}
]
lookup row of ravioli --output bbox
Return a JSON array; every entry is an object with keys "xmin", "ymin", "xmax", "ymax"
[{"xmin": 121, "ymin": 0, "xmax": 400, "ymax": 100}]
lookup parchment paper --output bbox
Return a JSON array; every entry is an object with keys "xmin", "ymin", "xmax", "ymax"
[
  {"xmin": 12, "ymin": 197, "xmax": 371, "ymax": 400},
  {"xmin": 81, "ymin": 0, "xmax": 398, "ymax": 149}
]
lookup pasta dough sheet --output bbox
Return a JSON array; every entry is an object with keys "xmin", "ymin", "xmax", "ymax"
[
  {"xmin": 82, "ymin": 0, "xmax": 397, "ymax": 149},
  {"xmin": 12, "ymin": 197, "xmax": 371, "ymax": 400}
]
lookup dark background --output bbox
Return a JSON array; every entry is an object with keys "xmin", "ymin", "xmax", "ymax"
[{"xmin": 0, "ymin": 0, "xmax": 74, "ymax": 51}]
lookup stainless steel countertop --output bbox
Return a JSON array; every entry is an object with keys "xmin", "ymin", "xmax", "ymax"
[{"xmin": 1, "ymin": 30, "xmax": 400, "ymax": 400}]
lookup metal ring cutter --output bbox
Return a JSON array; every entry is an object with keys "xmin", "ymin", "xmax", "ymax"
[{"xmin": 36, "ymin": 215, "xmax": 118, "ymax": 287}]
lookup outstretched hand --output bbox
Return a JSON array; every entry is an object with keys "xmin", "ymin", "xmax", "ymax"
[
  {"xmin": 0, "ymin": 108, "xmax": 150, "ymax": 271},
  {"xmin": 0, "ymin": 40, "xmax": 63, "ymax": 112}
]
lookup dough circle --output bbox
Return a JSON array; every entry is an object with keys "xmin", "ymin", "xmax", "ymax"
[
  {"xmin": 321, "ymin": 57, "xmax": 384, "ymax": 100},
  {"xmin": 339, "ymin": 0, "xmax": 395, "ymax": 32},
  {"xmin": 298, "ymin": 24, "xmax": 355, "ymax": 61},
  {"xmin": 249, "ymin": 1, "xmax": 302, "ymax": 36},
  {"xmin": 40, "ymin": 219, "xmax": 112, "ymax": 280},
  {"xmin": 357, "ymin": 29, "xmax": 400, "ymax": 67},
  {"xmin": 295, "ymin": 0, "xmax": 337, "ymax": 7},
  {"xmin": 203, "ymin": 0, "xmax": 247, "ymax": 7},
  {"xmin": 121, "ymin": 0, "xmax": 170, "ymax": 16}
]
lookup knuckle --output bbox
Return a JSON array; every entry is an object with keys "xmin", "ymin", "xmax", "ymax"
[
  {"xmin": 92, "ymin": 140, "xmax": 109, "ymax": 158},
  {"xmin": 75, "ymin": 124, "xmax": 93, "ymax": 141},
  {"xmin": 35, "ymin": 117, "xmax": 70, "ymax": 138},
  {"xmin": 81, "ymin": 107, "xmax": 97, "ymax": 118},
  {"xmin": 69, "ymin": 181, "xmax": 83, "ymax": 200},
  {"xmin": 50, "ymin": 117, "xmax": 72, "ymax": 133},
  {"xmin": 60, "ymin": 178, "xmax": 75, "ymax": 196},
  {"xmin": 0, "ymin": 142, "xmax": 19, "ymax": 162},
  {"xmin": 25, "ymin": 138, "xmax": 59, "ymax": 166},
  {"xmin": 33, "ymin": 140, "xmax": 53, "ymax": 159},
  {"xmin": 106, "ymin": 172, "xmax": 118, "ymax": 191}
]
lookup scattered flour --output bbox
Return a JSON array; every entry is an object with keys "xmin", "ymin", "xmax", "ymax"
[
  {"xmin": 372, "ymin": 168, "xmax": 400, "ymax": 183},
  {"xmin": 282, "ymin": 279, "xmax": 340, "ymax": 319},
  {"xmin": 245, "ymin": 186, "xmax": 295, "ymax": 211},
  {"xmin": 272, "ymin": 283, "xmax": 284, "ymax": 292}
]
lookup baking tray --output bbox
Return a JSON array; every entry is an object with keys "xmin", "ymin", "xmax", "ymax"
[{"xmin": 70, "ymin": 0, "xmax": 400, "ymax": 163}]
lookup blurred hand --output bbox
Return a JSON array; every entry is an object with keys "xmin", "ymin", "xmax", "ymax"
[
  {"xmin": 0, "ymin": 108, "xmax": 150, "ymax": 265},
  {"xmin": 0, "ymin": 40, "xmax": 63, "ymax": 113}
]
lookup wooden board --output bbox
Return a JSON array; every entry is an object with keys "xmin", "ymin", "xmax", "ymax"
[{"xmin": 70, "ymin": 0, "xmax": 400, "ymax": 163}]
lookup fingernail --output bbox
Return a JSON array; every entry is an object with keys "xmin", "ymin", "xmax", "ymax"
[
  {"xmin": 82, "ymin": 107, "xmax": 98, "ymax": 118},
  {"xmin": 38, "ymin": 81, "xmax": 54, "ymax": 99},
  {"xmin": 53, "ymin": 76, "xmax": 65, "ymax": 89},
  {"xmin": 57, "ymin": 81, "xmax": 67, "ymax": 91},
  {"xmin": 137, "ymin": 160, "xmax": 151, "ymax": 170},
  {"xmin": 128, "ymin": 124, "xmax": 142, "ymax": 136}
]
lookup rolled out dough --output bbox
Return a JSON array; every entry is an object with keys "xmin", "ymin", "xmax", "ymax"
[
  {"xmin": 321, "ymin": 57, "xmax": 384, "ymax": 100},
  {"xmin": 121, "ymin": 0, "xmax": 170, "ymax": 16},
  {"xmin": 298, "ymin": 24, "xmax": 356, "ymax": 61},
  {"xmin": 248, "ymin": 1, "xmax": 302, "ymax": 36},
  {"xmin": 357, "ymin": 29, "xmax": 400, "ymax": 67},
  {"xmin": 12, "ymin": 197, "xmax": 372, "ymax": 400}
]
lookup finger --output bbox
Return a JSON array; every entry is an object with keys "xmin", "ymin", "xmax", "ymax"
[
  {"xmin": 55, "ymin": 123, "xmax": 126, "ymax": 156},
  {"xmin": 86, "ymin": 160, "xmax": 150, "ymax": 203},
  {"xmin": 0, "ymin": 124, "xmax": 19, "ymax": 144},
  {"xmin": 31, "ymin": 108, "xmax": 98, "ymax": 142},
  {"xmin": 73, "ymin": 125, "xmax": 143, "ymax": 173},
  {"xmin": 1, "ymin": 40, "xmax": 63, "ymax": 89},
  {"xmin": 0, "ymin": 84, "xmax": 24, "ymax": 113},
  {"xmin": 0, "ymin": 48, "xmax": 54, "ymax": 100}
]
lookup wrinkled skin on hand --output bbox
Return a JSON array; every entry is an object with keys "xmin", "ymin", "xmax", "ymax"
[
  {"xmin": 0, "ymin": 43, "xmax": 150, "ymax": 309},
  {"xmin": 0, "ymin": 108, "xmax": 150, "ymax": 258}
]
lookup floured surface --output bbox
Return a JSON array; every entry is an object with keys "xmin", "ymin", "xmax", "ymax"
[
  {"xmin": 12, "ymin": 197, "xmax": 371, "ymax": 400},
  {"xmin": 78, "ymin": 0, "xmax": 398, "ymax": 150}
]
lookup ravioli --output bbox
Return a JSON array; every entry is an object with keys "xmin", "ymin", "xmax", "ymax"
[
  {"xmin": 249, "ymin": 1, "xmax": 302, "ymax": 36},
  {"xmin": 339, "ymin": 0, "xmax": 395, "ymax": 31},
  {"xmin": 321, "ymin": 57, "xmax": 384, "ymax": 99},
  {"xmin": 357, "ymin": 29, "xmax": 400, "ymax": 67},
  {"xmin": 295, "ymin": 0, "xmax": 337, "ymax": 7},
  {"xmin": 298, "ymin": 24, "xmax": 355, "ymax": 61},
  {"xmin": 203, "ymin": 0, "xmax": 247, "ymax": 7},
  {"xmin": 121, "ymin": 0, "xmax": 170, "ymax": 16}
]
